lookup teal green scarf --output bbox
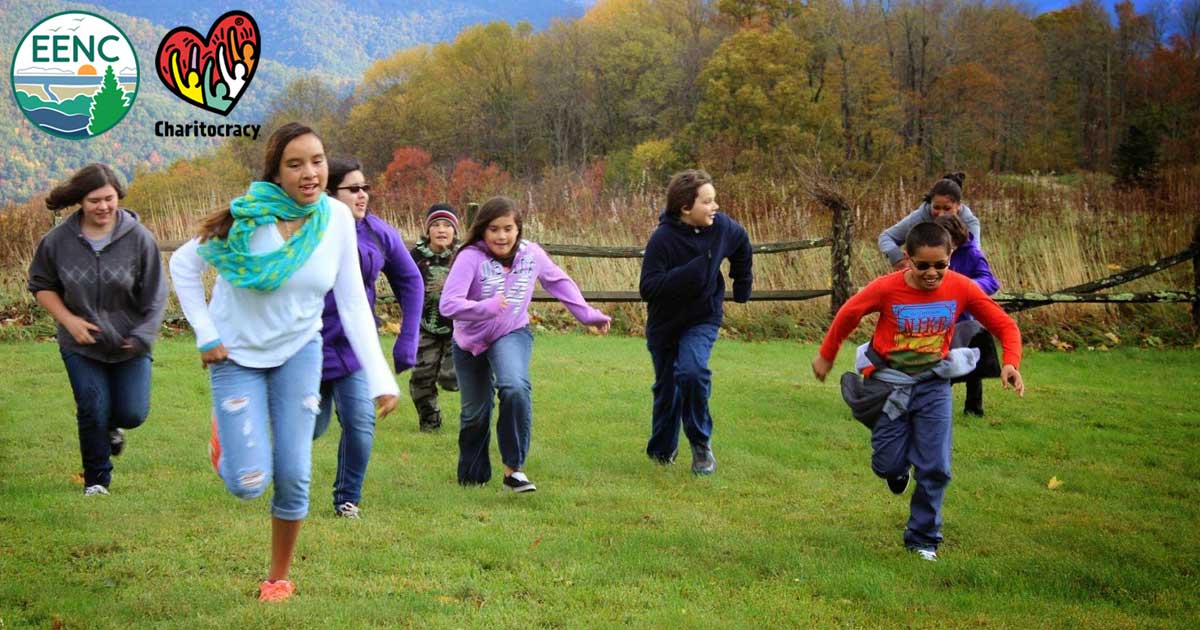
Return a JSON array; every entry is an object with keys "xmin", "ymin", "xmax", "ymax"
[{"xmin": 198, "ymin": 181, "xmax": 330, "ymax": 292}]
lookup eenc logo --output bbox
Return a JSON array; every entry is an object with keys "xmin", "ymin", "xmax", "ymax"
[
  {"xmin": 10, "ymin": 11, "xmax": 138, "ymax": 139},
  {"xmin": 155, "ymin": 11, "xmax": 260, "ymax": 116}
]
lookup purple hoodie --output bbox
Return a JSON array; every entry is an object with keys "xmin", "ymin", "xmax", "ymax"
[
  {"xmin": 950, "ymin": 233, "xmax": 999, "ymax": 322},
  {"xmin": 320, "ymin": 213, "xmax": 424, "ymax": 381},
  {"xmin": 439, "ymin": 240, "xmax": 610, "ymax": 356}
]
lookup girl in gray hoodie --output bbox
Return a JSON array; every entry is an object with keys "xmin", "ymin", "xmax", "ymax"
[{"xmin": 27, "ymin": 163, "xmax": 167, "ymax": 496}]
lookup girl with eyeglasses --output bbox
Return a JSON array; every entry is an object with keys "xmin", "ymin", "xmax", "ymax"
[
  {"xmin": 811, "ymin": 222, "xmax": 1025, "ymax": 563},
  {"xmin": 170, "ymin": 123, "xmax": 399, "ymax": 602},
  {"xmin": 311, "ymin": 158, "xmax": 424, "ymax": 519},
  {"xmin": 878, "ymin": 172, "xmax": 981, "ymax": 271}
]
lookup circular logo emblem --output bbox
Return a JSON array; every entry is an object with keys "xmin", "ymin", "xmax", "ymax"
[{"xmin": 10, "ymin": 11, "xmax": 139, "ymax": 140}]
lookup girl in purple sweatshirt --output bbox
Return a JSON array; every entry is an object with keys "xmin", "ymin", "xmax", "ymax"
[
  {"xmin": 439, "ymin": 196, "xmax": 611, "ymax": 492},
  {"xmin": 313, "ymin": 158, "xmax": 423, "ymax": 518}
]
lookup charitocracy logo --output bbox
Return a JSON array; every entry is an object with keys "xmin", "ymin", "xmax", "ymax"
[
  {"xmin": 152, "ymin": 10, "xmax": 262, "ymax": 140},
  {"xmin": 10, "ymin": 11, "xmax": 139, "ymax": 139}
]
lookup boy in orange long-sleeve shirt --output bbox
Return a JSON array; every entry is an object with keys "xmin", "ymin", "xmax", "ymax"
[{"xmin": 811, "ymin": 222, "xmax": 1026, "ymax": 562}]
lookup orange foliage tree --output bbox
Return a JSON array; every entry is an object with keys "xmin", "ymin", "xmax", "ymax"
[{"xmin": 378, "ymin": 147, "xmax": 443, "ymax": 216}]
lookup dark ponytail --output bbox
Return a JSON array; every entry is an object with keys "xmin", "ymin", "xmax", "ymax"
[{"xmin": 923, "ymin": 172, "xmax": 965, "ymax": 205}]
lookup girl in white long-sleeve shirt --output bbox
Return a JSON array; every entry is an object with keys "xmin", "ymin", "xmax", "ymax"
[{"xmin": 169, "ymin": 122, "xmax": 398, "ymax": 603}]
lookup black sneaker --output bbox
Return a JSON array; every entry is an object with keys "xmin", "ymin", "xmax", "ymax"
[
  {"xmin": 649, "ymin": 451, "xmax": 676, "ymax": 465},
  {"xmin": 418, "ymin": 410, "xmax": 442, "ymax": 432},
  {"xmin": 690, "ymin": 442, "xmax": 716, "ymax": 475},
  {"xmin": 109, "ymin": 428, "xmax": 126, "ymax": 457},
  {"xmin": 502, "ymin": 471, "xmax": 537, "ymax": 493},
  {"xmin": 887, "ymin": 472, "xmax": 911, "ymax": 495},
  {"xmin": 963, "ymin": 405, "xmax": 984, "ymax": 417}
]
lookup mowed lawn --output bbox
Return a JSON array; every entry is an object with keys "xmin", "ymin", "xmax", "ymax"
[{"xmin": 0, "ymin": 334, "xmax": 1197, "ymax": 629}]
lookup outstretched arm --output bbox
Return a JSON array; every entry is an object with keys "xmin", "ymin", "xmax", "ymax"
[
  {"xmin": 377, "ymin": 222, "xmax": 425, "ymax": 372},
  {"xmin": 535, "ymin": 244, "xmax": 610, "ymax": 330},
  {"xmin": 727, "ymin": 222, "xmax": 753, "ymax": 303}
]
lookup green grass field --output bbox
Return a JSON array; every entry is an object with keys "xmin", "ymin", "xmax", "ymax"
[{"xmin": 0, "ymin": 334, "xmax": 1197, "ymax": 628}]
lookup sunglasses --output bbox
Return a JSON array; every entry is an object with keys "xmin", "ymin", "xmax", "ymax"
[
  {"xmin": 337, "ymin": 184, "xmax": 371, "ymax": 194},
  {"xmin": 912, "ymin": 260, "xmax": 949, "ymax": 271}
]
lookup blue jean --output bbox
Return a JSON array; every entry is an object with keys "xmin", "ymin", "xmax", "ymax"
[
  {"xmin": 646, "ymin": 323, "xmax": 719, "ymax": 461},
  {"xmin": 60, "ymin": 350, "xmax": 152, "ymax": 488},
  {"xmin": 312, "ymin": 370, "xmax": 375, "ymax": 507},
  {"xmin": 453, "ymin": 327, "xmax": 533, "ymax": 485},
  {"xmin": 209, "ymin": 335, "xmax": 322, "ymax": 520},
  {"xmin": 870, "ymin": 378, "xmax": 953, "ymax": 550}
]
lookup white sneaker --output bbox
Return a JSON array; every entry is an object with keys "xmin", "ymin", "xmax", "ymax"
[
  {"xmin": 910, "ymin": 547, "xmax": 938, "ymax": 562},
  {"xmin": 335, "ymin": 502, "xmax": 361, "ymax": 518},
  {"xmin": 84, "ymin": 485, "xmax": 109, "ymax": 496}
]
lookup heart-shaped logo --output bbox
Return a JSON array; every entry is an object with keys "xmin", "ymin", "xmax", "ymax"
[{"xmin": 155, "ymin": 10, "xmax": 259, "ymax": 116}]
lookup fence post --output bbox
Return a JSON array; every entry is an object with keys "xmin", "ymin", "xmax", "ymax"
[
  {"xmin": 1193, "ymin": 221, "xmax": 1199, "ymax": 333},
  {"xmin": 465, "ymin": 202, "xmax": 479, "ymax": 228},
  {"xmin": 830, "ymin": 198, "xmax": 853, "ymax": 316}
]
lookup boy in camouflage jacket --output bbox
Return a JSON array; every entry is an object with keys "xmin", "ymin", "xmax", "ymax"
[{"xmin": 409, "ymin": 204, "xmax": 461, "ymax": 430}]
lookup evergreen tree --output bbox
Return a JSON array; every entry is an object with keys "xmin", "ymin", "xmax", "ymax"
[
  {"xmin": 87, "ymin": 65, "xmax": 130, "ymax": 136},
  {"xmin": 1113, "ymin": 124, "xmax": 1160, "ymax": 189}
]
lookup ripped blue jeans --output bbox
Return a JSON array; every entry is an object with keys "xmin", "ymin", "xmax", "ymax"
[{"xmin": 209, "ymin": 335, "xmax": 322, "ymax": 520}]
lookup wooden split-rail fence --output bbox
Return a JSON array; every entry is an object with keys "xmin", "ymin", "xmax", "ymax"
[{"xmin": 159, "ymin": 221, "xmax": 1200, "ymax": 330}]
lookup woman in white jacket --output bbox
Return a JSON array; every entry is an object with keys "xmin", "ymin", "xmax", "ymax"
[{"xmin": 170, "ymin": 122, "xmax": 397, "ymax": 602}]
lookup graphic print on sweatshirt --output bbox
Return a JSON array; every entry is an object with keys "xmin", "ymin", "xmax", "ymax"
[
  {"xmin": 888, "ymin": 300, "xmax": 957, "ymax": 373},
  {"xmin": 478, "ymin": 242, "xmax": 535, "ymax": 315}
]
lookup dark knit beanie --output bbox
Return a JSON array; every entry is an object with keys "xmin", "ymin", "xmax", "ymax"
[{"xmin": 425, "ymin": 203, "xmax": 460, "ymax": 235}]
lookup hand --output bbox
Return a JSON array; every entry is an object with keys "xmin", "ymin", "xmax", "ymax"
[
  {"xmin": 1000, "ymin": 364, "xmax": 1025, "ymax": 396},
  {"xmin": 591, "ymin": 320, "xmax": 611, "ymax": 335},
  {"xmin": 495, "ymin": 294, "xmax": 508, "ymax": 311},
  {"xmin": 811, "ymin": 355, "xmax": 834, "ymax": 382},
  {"xmin": 200, "ymin": 343, "xmax": 229, "ymax": 368},
  {"xmin": 64, "ymin": 315, "xmax": 101, "ymax": 345},
  {"xmin": 120, "ymin": 337, "xmax": 142, "ymax": 352},
  {"xmin": 375, "ymin": 394, "xmax": 397, "ymax": 419}
]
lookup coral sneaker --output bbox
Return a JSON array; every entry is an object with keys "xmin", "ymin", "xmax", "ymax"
[
  {"xmin": 208, "ymin": 413, "xmax": 222, "ymax": 475},
  {"xmin": 258, "ymin": 579, "xmax": 295, "ymax": 602}
]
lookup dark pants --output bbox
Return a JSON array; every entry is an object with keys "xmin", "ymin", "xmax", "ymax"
[
  {"xmin": 409, "ymin": 329, "xmax": 458, "ymax": 428},
  {"xmin": 951, "ymin": 328, "xmax": 1000, "ymax": 413},
  {"xmin": 870, "ymin": 379, "xmax": 953, "ymax": 550},
  {"xmin": 60, "ymin": 350, "xmax": 152, "ymax": 488},
  {"xmin": 646, "ymin": 323, "xmax": 719, "ymax": 461},
  {"xmin": 453, "ymin": 327, "xmax": 533, "ymax": 485}
]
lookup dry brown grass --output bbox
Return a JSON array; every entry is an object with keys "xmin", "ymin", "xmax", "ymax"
[{"xmin": 3, "ymin": 166, "xmax": 1197, "ymax": 345}]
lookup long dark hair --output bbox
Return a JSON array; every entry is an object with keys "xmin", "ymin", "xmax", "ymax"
[
  {"xmin": 46, "ymin": 163, "xmax": 125, "ymax": 211},
  {"xmin": 934, "ymin": 214, "xmax": 969, "ymax": 248},
  {"xmin": 922, "ymin": 172, "xmax": 965, "ymax": 205},
  {"xmin": 198, "ymin": 122, "xmax": 323, "ymax": 241},
  {"xmin": 326, "ymin": 157, "xmax": 363, "ymax": 194},
  {"xmin": 665, "ymin": 169, "xmax": 713, "ymax": 217},
  {"xmin": 451, "ymin": 196, "xmax": 523, "ymax": 267}
]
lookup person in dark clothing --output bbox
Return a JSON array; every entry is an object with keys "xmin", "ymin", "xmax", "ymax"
[
  {"xmin": 639, "ymin": 169, "xmax": 753, "ymax": 474},
  {"xmin": 936, "ymin": 214, "xmax": 1002, "ymax": 416},
  {"xmin": 27, "ymin": 163, "xmax": 168, "ymax": 496},
  {"xmin": 408, "ymin": 203, "xmax": 461, "ymax": 431}
]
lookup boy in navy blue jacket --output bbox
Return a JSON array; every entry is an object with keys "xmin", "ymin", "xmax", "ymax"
[{"xmin": 639, "ymin": 169, "xmax": 753, "ymax": 474}]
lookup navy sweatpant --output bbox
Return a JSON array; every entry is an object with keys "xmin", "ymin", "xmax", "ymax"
[{"xmin": 870, "ymin": 378, "xmax": 953, "ymax": 550}]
